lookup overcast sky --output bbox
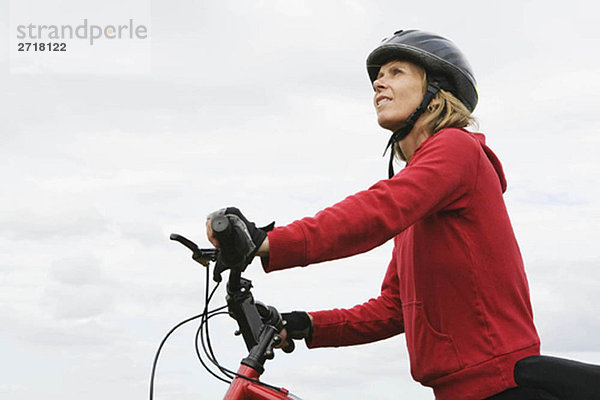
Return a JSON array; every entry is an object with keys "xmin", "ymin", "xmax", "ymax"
[{"xmin": 1, "ymin": 1, "xmax": 599, "ymax": 399}]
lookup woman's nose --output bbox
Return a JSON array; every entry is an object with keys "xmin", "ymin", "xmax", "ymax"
[{"xmin": 373, "ymin": 76, "xmax": 386, "ymax": 91}]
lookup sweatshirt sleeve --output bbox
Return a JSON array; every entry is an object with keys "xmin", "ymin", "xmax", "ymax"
[
  {"xmin": 265, "ymin": 128, "xmax": 480, "ymax": 272},
  {"xmin": 307, "ymin": 251, "xmax": 404, "ymax": 348}
]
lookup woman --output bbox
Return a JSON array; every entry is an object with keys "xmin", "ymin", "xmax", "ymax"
[{"xmin": 208, "ymin": 30, "xmax": 546, "ymax": 400}]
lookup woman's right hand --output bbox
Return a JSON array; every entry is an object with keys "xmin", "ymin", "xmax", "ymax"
[{"xmin": 205, "ymin": 207, "xmax": 272, "ymax": 259}]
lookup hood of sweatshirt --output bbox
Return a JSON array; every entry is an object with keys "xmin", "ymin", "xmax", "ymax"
[
  {"xmin": 408, "ymin": 129, "xmax": 508, "ymax": 193},
  {"xmin": 472, "ymin": 132, "xmax": 507, "ymax": 193}
]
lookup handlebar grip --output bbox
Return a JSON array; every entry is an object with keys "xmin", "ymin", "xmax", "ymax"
[
  {"xmin": 282, "ymin": 340, "xmax": 295, "ymax": 354},
  {"xmin": 211, "ymin": 215, "xmax": 233, "ymax": 246},
  {"xmin": 211, "ymin": 216, "xmax": 246, "ymax": 268}
]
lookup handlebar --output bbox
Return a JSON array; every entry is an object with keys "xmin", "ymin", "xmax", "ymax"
[{"xmin": 171, "ymin": 225, "xmax": 294, "ymax": 375}]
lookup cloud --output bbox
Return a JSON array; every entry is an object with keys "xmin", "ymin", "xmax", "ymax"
[
  {"xmin": 38, "ymin": 256, "xmax": 116, "ymax": 321},
  {"xmin": 49, "ymin": 255, "xmax": 109, "ymax": 286},
  {"xmin": 0, "ymin": 384, "xmax": 32, "ymax": 398},
  {"xmin": 529, "ymin": 259, "xmax": 600, "ymax": 352},
  {"xmin": 0, "ymin": 207, "xmax": 109, "ymax": 241},
  {"xmin": 45, "ymin": 286, "xmax": 115, "ymax": 320}
]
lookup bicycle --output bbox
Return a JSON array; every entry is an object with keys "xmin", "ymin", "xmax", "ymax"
[
  {"xmin": 150, "ymin": 215, "xmax": 303, "ymax": 399},
  {"xmin": 149, "ymin": 215, "xmax": 600, "ymax": 400}
]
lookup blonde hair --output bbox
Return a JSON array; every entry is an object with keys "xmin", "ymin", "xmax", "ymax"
[
  {"xmin": 423, "ymin": 89, "xmax": 478, "ymax": 134},
  {"xmin": 394, "ymin": 70, "xmax": 478, "ymax": 161}
]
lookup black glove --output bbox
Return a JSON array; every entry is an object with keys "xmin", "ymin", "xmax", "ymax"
[
  {"xmin": 282, "ymin": 311, "xmax": 313, "ymax": 342},
  {"xmin": 207, "ymin": 207, "xmax": 274, "ymax": 281}
]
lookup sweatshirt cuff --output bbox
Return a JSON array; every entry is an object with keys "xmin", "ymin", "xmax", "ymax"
[
  {"xmin": 261, "ymin": 225, "xmax": 308, "ymax": 272},
  {"xmin": 305, "ymin": 310, "xmax": 342, "ymax": 349}
]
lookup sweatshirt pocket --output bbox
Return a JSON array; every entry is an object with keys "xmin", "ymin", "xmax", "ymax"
[{"xmin": 403, "ymin": 302, "xmax": 463, "ymax": 383}]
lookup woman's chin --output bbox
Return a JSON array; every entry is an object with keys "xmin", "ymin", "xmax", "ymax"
[{"xmin": 377, "ymin": 118, "xmax": 402, "ymax": 132}]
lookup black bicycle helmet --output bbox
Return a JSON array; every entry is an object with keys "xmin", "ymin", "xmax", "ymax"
[
  {"xmin": 367, "ymin": 30, "xmax": 478, "ymax": 178},
  {"xmin": 367, "ymin": 29, "xmax": 478, "ymax": 112}
]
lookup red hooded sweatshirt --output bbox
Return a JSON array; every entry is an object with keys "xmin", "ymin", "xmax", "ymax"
[{"xmin": 263, "ymin": 128, "xmax": 540, "ymax": 399}]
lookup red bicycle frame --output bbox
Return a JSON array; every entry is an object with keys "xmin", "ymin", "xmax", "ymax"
[{"xmin": 224, "ymin": 364, "xmax": 298, "ymax": 400}]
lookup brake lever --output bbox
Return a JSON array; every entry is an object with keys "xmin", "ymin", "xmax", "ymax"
[{"xmin": 170, "ymin": 233, "xmax": 218, "ymax": 267}]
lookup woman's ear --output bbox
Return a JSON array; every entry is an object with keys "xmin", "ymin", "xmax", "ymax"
[{"xmin": 427, "ymin": 98, "xmax": 442, "ymax": 112}]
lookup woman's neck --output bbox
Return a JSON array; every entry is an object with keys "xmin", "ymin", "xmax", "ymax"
[{"xmin": 399, "ymin": 125, "xmax": 432, "ymax": 162}]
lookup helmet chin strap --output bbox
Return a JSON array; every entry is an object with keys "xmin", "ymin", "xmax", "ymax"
[{"xmin": 383, "ymin": 81, "xmax": 441, "ymax": 178}]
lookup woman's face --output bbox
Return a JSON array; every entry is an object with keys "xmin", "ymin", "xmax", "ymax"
[{"xmin": 373, "ymin": 60, "xmax": 425, "ymax": 131}]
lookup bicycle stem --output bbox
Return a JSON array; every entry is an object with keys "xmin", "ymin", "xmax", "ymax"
[{"xmin": 227, "ymin": 277, "xmax": 264, "ymax": 351}]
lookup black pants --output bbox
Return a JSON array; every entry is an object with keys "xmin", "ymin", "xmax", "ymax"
[{"xmin": 485, "ymin": 387, "xmax": 559, "ymax": 400}]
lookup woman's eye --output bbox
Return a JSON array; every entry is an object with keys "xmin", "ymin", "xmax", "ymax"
[{"xmin": 393, "ymin": 69, "xmax": 402, "ymax": 75}]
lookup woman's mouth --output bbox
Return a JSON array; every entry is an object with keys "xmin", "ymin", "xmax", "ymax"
[{"xmin": 376, "ymin": 96, "xmax": 392, "ymax": 107}]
